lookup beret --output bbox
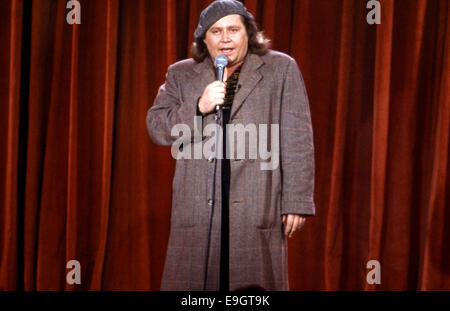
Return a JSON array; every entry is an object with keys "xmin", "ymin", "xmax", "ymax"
[{"xmin": 194, "ymin": 0, "xmax": 254, "ymax": 41}]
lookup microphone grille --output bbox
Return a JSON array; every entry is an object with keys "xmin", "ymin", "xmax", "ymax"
[{"xmin": 214, "ymin": 54, "xmax": 228, "ymax": 67}]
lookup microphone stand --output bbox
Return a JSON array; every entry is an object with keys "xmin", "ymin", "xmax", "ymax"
[
  {"xmin": 203, "ymin": 104, "xmax": 222, "ymax": 291},
  {"xmin": 203, "ymin": 56, "xmax": 227, "ymax": 290}
]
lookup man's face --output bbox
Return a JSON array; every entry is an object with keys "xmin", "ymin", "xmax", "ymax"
[{"xmin": 203, "ymin": 14, "xmax": 249, "ymax": 67}]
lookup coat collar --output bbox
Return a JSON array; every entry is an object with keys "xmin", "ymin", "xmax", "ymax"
[{"xmin": 193, "ymin": 53, "xmax": 264, "ymax": 119}]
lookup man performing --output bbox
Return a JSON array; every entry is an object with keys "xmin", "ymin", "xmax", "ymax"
[{"xmin": 146, "ymin": 0, "xmax": 315, "ymax": 291}]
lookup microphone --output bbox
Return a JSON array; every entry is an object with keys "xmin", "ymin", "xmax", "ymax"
[
  {"xmin": 215, "ymin": 54, "xmax": 228, "ymax": 82},
  {"xmin": 214, "ymin": 54, "xmax": 228, "ymax": 111}
]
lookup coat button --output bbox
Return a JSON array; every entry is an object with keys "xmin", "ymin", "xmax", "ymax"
[{"xmin": 208, "ymin": 199, "xmax": 213, "ymax": 206}]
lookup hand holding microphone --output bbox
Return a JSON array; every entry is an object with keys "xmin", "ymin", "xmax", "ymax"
[{"xmin": 198, "ymin": 55, "xmax": 228, "ymax": 115}]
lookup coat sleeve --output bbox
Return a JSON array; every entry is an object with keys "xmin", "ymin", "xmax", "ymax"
[
  {"xmin": 280, "ymin": 58, "xmax": 316, "ymax": 216},
  {"xmin": 146, "ymin": 65, "xmax": 202, "ymax": 146}
]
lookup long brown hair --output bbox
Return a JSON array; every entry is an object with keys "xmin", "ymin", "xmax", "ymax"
[{"xmin": 191, "ymin": 16, "xmax": 271, "ymax": 62}]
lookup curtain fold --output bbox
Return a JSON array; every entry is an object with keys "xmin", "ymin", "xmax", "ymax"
[
  {"xmin": 0, "ymin": 0, "xmax": 23, "ymax": 291},
  {"xmin": 365, "ymin": 0, "xmax": 393, "ymax": 292},
  {"xmin": 418, "ymin": 0, "xmax": 450, "ymax": 290},
  {"xmin": 0, "ymin": 0, "xmax": 449, "ymax": 290}
]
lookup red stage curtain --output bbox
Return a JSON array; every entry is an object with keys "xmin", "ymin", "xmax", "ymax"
[{"xmin": 0, "ymin": 0, "xmax": 449, "ymax": 290}]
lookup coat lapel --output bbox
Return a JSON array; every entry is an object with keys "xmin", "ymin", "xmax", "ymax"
[
  {"xmin": 193, "ymin": 57, "xmax": 216, "ymax": 97},
  {"xmin": 230, "ymin": 53, "xmax": 264, "ymax": 119}
]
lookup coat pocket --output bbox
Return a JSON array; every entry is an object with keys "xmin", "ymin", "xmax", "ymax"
[{"xmin": 171, "ymin": 196, "xmax": 197, "ymax": 228}]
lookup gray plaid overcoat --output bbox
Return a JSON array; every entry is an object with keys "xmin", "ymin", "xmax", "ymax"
[{"xmin": 146, "ymin": 50, "xmax": 315, "ymax": 290}]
